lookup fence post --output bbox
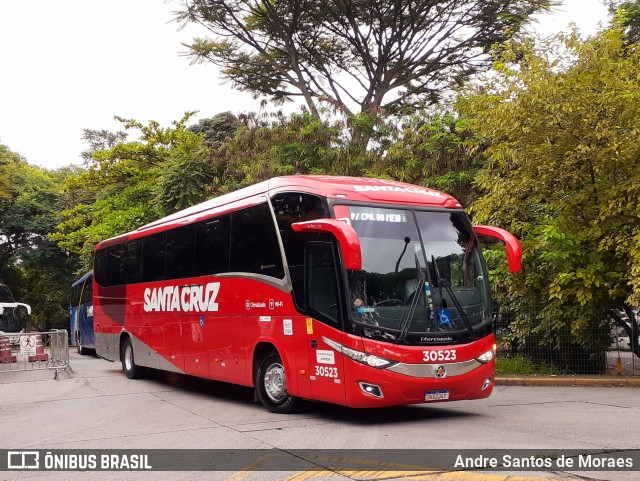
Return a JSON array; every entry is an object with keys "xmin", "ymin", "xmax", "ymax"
[
  {"xmin": 633, "ymin": 320, "xmax": 638, "ymax": 376},
  {"xmin": 548, "ymin": 321, "xmax": 553, "ymax": 368}
]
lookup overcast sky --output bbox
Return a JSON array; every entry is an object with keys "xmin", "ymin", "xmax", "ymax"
[{"xmin": 0, "ymin": 0, "xmax": 610, "ymax": 170}]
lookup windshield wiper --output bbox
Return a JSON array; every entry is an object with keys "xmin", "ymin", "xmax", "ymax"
[
  {"xmin": 398, "ymin": 252, "xmax": 424, "ymax": 341},
  {"xmin": 431, "ymin": 255, "xmax": 476, "ymax": 340}
]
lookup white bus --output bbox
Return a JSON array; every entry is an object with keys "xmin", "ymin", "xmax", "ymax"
[{"xmin": 0, "ymin": 284, "xmax": 32, "ymax": 345}]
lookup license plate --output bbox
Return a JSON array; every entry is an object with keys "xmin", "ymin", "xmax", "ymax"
[{"xmin": 425, "ymin": 390, "xmax": 449, "ymax": 401}]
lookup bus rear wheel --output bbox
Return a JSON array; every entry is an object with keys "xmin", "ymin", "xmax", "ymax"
[
  {"xmin": 255, "ymin": 352, "xmax": 298, "ymax": 414},
  {"xmin": 121, "ymin": 337, "xmax": 144, "ymax": 379}
]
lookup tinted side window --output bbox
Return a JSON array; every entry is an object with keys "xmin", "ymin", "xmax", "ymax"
[
  {"xmin": 71, "ymin": 285, "xmax": 81, "ymax": 307},
  {"xmin": 141, "ymin": 232, "xmax": 166, "ymax": 282},
  {"xmin": 81, "ymin": 279, "xmax": 93, "ymax": 305},
  {"xmin": 272, "ymin": 192, "xmax": 328, "ymax": 308},
  {"xmin": 230, "ymin": 203, "xmax": 284, "ymax": 279},
  {"xmin": 306, "ymin": 242, "xmax": 339, "ymax": 326},
  {"xmin": 94, "ymin": 249, "xmax": 108, "ymax": 286},
  {"xmin": 106, "ymin": 244, "xmax": 124, "ymax": 287},
  {"xmin": 121, "ymin": 239, "xmax": 142, "ymax": 285},
  {"xmin": 194, "ymin": 215, "xmax": 231, "ymax": 276},
  {"xmin": 165, "ymin": 225, "xmax": 195, "ymax": 280}
]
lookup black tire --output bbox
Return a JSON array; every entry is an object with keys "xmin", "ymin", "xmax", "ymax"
[
  {"xmin": 76, "ymin": 332, "xmax": 87, "ymax": 355},
  {"xmin": 255, "ymin": 352, "xmax": 298, "ymax": 414},
  {"xmin": 121, "ymin": 337, "xmax": 144, "ymax": 379}
]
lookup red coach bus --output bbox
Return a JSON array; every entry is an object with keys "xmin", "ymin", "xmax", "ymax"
[{"xmin": 94, "ymin": 175, "xmax": 521, "ymax": 413}]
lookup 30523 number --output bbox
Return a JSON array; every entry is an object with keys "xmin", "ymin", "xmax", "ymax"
[
  {"xmin": 315, "ymin": 365, "xmax": 338, "ymax": 378},
  {"xmin": 422, "ymin": 349, "xmax": 457, "ymax": 362}
]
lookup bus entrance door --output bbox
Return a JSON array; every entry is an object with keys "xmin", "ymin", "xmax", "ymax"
[{"xmin": 307, "ymin": 321, "xmax": 346, "ymax": 405}]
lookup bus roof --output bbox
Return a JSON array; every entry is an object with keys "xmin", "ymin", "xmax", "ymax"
[{"xmin": 96, "ymin": 175, "xmax": 462, "ymax": 248}]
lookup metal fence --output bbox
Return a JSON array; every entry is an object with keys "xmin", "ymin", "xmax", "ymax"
[
  {"xmin": 0, "ymin": 329, "xmax": 72, "ymax": 379},
  {"xmin": 494, "ymin": 305, "xmax": 640, "ymax": 376}
]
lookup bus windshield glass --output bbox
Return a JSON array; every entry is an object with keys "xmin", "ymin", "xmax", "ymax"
[{"xmin": 342, "ymin": 206, "xmax": 491, "ymax": 344}]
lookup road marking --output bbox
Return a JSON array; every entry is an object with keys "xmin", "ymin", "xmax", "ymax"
[
  {"xmin": 279, "ymin": 469, "xmax": 321, "ymax": 481},
  {"xmin": 225, "ymin": 454, "xmax": 276, "ymax": 481},
  {"xmin": 265, "ymin": 454, "xmax": 578, "ymax": 481},
  {"xmin": 278, "ymin": 468, "xmax": 577, "ymax": 481}
]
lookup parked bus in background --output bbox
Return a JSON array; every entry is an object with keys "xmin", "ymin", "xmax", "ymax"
[
  {"xmin": 0, "ymin": 284, "xmax": 31, "ymax": 345},
  {"xmin": 70, "ymin": 272, "xmax": 94, "ymax": 354},
  {"xmin": 93, "ymin": 175, "xmax": 521, "ymax": 413}
]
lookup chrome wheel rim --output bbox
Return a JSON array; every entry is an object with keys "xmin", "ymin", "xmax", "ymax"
[
  {"xmin": 264, "ymin": 362, "xmax": 287, "ymax": 403},
  {"xmin": 125, "ymin": 345, "xmax": 133, "ymax": 371}
]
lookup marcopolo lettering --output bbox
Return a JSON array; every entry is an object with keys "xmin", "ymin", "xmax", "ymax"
[{"xmin": 143, "ymin": 282, "xmax": 220, "ymax": 313}]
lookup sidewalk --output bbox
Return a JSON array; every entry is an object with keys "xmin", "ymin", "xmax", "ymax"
[{"xmin": 495, "ymin": 375, "xmax": 640, "ymax": 387}]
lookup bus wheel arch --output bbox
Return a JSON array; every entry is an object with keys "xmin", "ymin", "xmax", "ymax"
[
  {"xmin": 120, "ymin": 334, "xmax": 144, "ymax": 379},
  {"xmin": 253, "ymin": 343, "xmax": 298, "ymax": 414}
]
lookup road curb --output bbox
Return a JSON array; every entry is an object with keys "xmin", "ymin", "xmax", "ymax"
[{"xmin": 495, "ymin": 375, "xmax": 640, "ymax": 387}]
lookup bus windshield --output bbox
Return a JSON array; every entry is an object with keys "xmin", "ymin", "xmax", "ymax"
[{"xmin": 342, "ymin": 206, "xmax": 491, "ymax": 345}]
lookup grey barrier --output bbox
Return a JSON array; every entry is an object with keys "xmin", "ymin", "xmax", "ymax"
[{"xmin": 0, "ymin": 329, "xmax": 73, "ymax": 379}]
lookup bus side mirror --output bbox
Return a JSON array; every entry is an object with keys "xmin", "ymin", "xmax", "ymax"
[
  {"xmin": 474, "ymin": 225, "xmax": 522, "ymax": 274},
  {"xmin": 291, "ymin": 219, "xmax": 362, "ymax": 270}
]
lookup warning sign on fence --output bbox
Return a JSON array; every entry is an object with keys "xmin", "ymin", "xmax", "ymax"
[{"xmin": 19, "ymin": 335, "xmax": 37, "ymax": 357}]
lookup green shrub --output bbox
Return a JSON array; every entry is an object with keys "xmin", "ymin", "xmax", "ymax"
[{"xmin": 496, "ymin": 356, "xmax": 562, "ymax": 375}]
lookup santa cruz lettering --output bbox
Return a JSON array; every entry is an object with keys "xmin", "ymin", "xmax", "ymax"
[
  {"xmin": 353, "ymin": 185, "xmax": 444, "ymax": 197},
  {"xmin": 143, "ymin": 282, "xmax": 220, "ymax": 312}
]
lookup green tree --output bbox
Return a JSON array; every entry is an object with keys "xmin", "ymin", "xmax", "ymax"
[
  {"xmin": 372, "ymin": 112, "xmax": 486, "ymax": 207},
  {"xmin": 52, "ymin": 114, "xmax": 214, "ymax": 269},
  {"xmin": 187, "ymin": 111, "xmax": 241, "ymax": 146},
  {"xmin": 80, "ymin": 129, "xmax": 128, "ymax": 163},
  {"xmin": 460, "ymin": 25, "xmax": 640, "ymax": 356},
  {"xmin": 210, "ymin": 110, "xmax": 351, "ymax": 193},
  {"xmin": 0, "ymin": 146, "xmax": 59, "ymax": 267},
  {"xmin": 176, "ymin": 0, "xmax": 554, "ymax": 150},
  {"xmin": 0, "ymin": 145, "xmax": 78, "ymax": 329},
  {"xmin": 607, "ymin": 0, "xmax": 640, "ymax": 44}
]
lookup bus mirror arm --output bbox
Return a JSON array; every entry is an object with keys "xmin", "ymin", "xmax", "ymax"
[
  {"xmin": 16, "ymin": 303, "xmax": 32, "ymax": 315},
  {"xmin": 291, "ymin": 219, "xmax": 362, "ymax": 271},
  {"xmin": 473, "ymin": 225, "xmax": 522, "ymax": 274}
]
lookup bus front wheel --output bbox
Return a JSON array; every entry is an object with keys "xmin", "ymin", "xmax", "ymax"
[
  {"xmin": 255, "ymin": 352, "xmax": 298, "ymax": 414},
  {"xmin": 121, "ymin": 337, "xmax": 144, "ymax": 379}
]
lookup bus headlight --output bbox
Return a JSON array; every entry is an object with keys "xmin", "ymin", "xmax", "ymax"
[
  {"xmin": 476, "ymin": 349, "xmax": 495, "ymax": 364},
  {"xmin": 322, "ymin": 337, "xmax": 397, "ymax": 369}
]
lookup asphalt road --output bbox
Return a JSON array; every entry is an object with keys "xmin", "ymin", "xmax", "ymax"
[{"xmin": 0, "ymin": 351, "xmax": 638, "ymax": 481}]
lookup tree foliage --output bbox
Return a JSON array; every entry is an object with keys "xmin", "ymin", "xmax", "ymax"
[
  {"xmin": 0, "ymin": 145, "xmax": 60, "ymax": 267},
  {"xmin": 176, "ymin": 0, "xmax": 554, "ymax": 149},
  {"xmin": 209, "ymin": 110, "xmax": 347, "ymax": 193},
  {"xmin": 371, "ymin": 112, "xmax": 486, "ymax": 207},
  {"xmin": 187, "ymin": 111, "xmax": 241, "ymax": 146},
  {"xmin": 0, "ymin": 145, "xmax": 78, "ymax": 329},
  {"xmin": 80, "ymin": 129, "xmax": 128, "ymax": 163},
  {"xmin": 608, "ymin": 0, "xmax": 640, "ymax": 44},
  {"xmin": 52, "ymin": 113, "xmax": 214, "ymax": 269},
  {"xmin": 460, "ymin": 24, "xmax": 640, "ymax": 354}
]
